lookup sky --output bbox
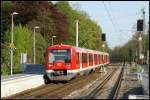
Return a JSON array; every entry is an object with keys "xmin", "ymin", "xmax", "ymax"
[
  {"xmin": 68, "ymin": 1, "xmax": 149, "ymax": 49},
  {"xmin": 52, "ymin": 1, "xmax": 149, "ymax": 49}
]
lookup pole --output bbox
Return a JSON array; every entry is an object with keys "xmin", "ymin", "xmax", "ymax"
[
  {"xmin": 142, "ymin": 8, "xmax": 145, "ymax": 34},
  {"xmin": 76, "ymin": 20, "xmax": 79, "ymax": 47},
  {"xmin": 52, "ymin": 37, "xmax": 53, "ymax": 45},
  {"xmin": 10, "ymin": 14, "xmax": 14, "ymax": 75},
  {"xmin": 138, "ymin": 8, "xmax": 145, "ymax": 63},
  {"xmin": 138, "ymin": 33, "xmax": 142, "ymax": 64},
  {"xmin": 33, "ymin": 28, "xmax": 35, "ymax": 64},
  {"xmin": 142, "ymin": 8, "xmax": 145, "ymax": 63},
  {"xmin": 102, "ymin": 43, "xmax": 105, "ymax": 52}
]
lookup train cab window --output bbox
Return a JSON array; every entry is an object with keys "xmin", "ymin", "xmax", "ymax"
[{"xmin": 49, "ymin": 49, "xmax": 70, "ymax": 63}]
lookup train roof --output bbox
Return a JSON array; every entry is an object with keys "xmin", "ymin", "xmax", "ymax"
[{"xmin": 47, "ymin": 44, "xmax": 109, "ymax": 55}]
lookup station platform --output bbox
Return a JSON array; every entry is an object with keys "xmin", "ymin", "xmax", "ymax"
[{"xmin": 1, "ymin": 64, "xmax": 45, "ymax": 98}]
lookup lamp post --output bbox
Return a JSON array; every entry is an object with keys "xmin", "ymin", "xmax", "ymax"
[
  {"xmin": 10, "ymin": 12, "xmax": 19, "ymax": 76},
  {"xmin": 33, "ymin": 26, "xmax": 40, "ymax": 64},
  {"xmin": 76, "ymin": 20, "xmax": 79, "ymax": 47},
  {"xmin": 52, "ymin": 36, "xmax": 56, "ymax": 45}
]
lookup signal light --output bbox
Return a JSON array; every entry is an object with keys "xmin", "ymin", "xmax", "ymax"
[
  {"xmin": 48, "ymin": 63, "xmax": 53, "ymax": 67},
  {"xmin": 66, "ymin": 63, "xmax": 71, "ymax": 67},
  {"xmin": 137, "ymin": 19, "xmax": 143, "ymax": 31},
  {"xmin": 102, "ymin": 33, "xmax": 106, "ymax": 41}
]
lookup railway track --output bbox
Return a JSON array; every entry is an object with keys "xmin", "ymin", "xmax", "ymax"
[
  {"xmin": 3, "ymin": 65, "xmax": 120, "ymax": 99},
  {"xmin": 4, "ymin": 69, "xmax": 108, "ymax": 99},
  {"xmin": 112, "ymin": 66, "xmax": 124, "ymax": 99},
  {"xmin": 84, "ymin": 68, "xmax": 117, "ymax": 99},
  {"xmin": 77, "ymin": 66, "xmax": 124, "ymax": 99}
]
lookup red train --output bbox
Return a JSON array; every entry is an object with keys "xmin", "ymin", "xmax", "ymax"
[{"xmin": 44, "ymin": 44, "xmax": 109, "ymax": 83}]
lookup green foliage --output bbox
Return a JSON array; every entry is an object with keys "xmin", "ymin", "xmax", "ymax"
[
  {"xmin": 1, "ymin": 1, "xmax": 13, "ymax": 33},
  {"xmin": 55, "ymin": 1, "xmax": 105, "ymax": 51},
  {"xmin": 130, "ymin": 66, "xmax": 137, "ymax": 73},
  {"xmin": 1, "ymin": 25, "xmax": 48, "ymax": 75},
  {"xmin": 12, "ymin": 1, "xmax": 69, "ymax": 44},
  {"xmin": 110, "ymin": 33, "xmax": 149, "ymax": 63},
  {"xmin": 1, "ymin": 1, "xmax": 109, "ymax": 75}
]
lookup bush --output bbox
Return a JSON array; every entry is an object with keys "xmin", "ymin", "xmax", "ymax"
[
  {"xmin": 1, "ymin": 25, "xmax": 48, "ymax": 75},
  {"xmin": 1, "ymin": 63, "xmax": 10, "ymax": 75}
]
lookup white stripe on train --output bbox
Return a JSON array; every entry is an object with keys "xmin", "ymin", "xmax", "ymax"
[{"xmin": 46, "ymin": 63, "xmax": 108, "ymax": 74}]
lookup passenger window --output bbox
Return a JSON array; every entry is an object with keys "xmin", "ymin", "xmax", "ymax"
[
  {"xmin": 82, "ymin": 53, "xmax": 87, "ymax": 63},
  {"xmin": 76, "ymin": 53, "xmax": 79, "ymax": 64}
]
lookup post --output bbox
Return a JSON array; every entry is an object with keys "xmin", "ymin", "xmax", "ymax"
[
  {"xmin": 142, "ymin": 8, "xmax": 145, "ymax": 34},
  {"xmin": 52, "ymin": 36, "xmax": 56, "ymax": 46},
  {"xmin": 142, "ymin": 8, "xmax": 145, "ymax": 64},
  {"xmin": 10, "ymin": 12, "xmax": 19, "ymax": 75},
  {"xmin": 76, "ymin": 20, "xmax": 79, "ymax": 47},
  {"xmin": 33, "ymin": 26, "xmax": 39, "ymax": 64},
  {"xmin": 139, "ymin": 33, "xmax": 142, "ymax": 59},
  {"xmin": 10, "ymin": 14, "xmax": 14, "ymax": 75},
  {"xmin": 33, "ymin": 28, "xmax": 35, "ymax": 64},
  {"xmin": 52, "ymin": 37, "xmax": 53, "ymax": 45},
  {"xmin": 102, "ymin": 43, "xmax": 105, "ymax": 52},
  {"xmin": 147, "ymin": 51, "xmax": 149, "ymax": 65}
]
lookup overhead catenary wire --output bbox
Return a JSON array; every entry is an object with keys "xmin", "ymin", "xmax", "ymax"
[
  {"xmin": 102, "ymin": 1, "xmax": 122, "ymax": 45},
  {"xmin": 102, "ymin": 1, "xmax": 127, "ymax": 46},
  {"xmin": 102, "ymin": 1, "xmax": 118, "ymax": 34}
]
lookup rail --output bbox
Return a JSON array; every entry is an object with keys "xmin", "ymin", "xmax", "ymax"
[
  {"xmin": 86, "ymin": 69, "xmax": 116, "ymax": 99},
  {"xmin": 112, "ymin": 66, "xmax": 124, "ymax": 99}
]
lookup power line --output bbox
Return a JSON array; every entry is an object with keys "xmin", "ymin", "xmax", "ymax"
[
  {"xmin": 102, "ymin": 1, "xmax": 118, "ymax": 33},
  {"xmin": 102, "ymin": 1, "xmax": 124, "ymax": 46},
  {"xmin": 103, "ymin": 2, "xmax": 128, "ymax": 45}
]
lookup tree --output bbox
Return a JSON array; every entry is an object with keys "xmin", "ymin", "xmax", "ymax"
[
  {"xmin": 12, "ymin": 1, "xmax": 69, "ymax": 43},
  {"xmin": 55, "ymin": 1, "xmax": 105, "ymax": 51},
  {"xmin": 1, "ymin": 25, "xmax": 48, "ymax": 75},
  {"xmin": 1, "ymin": 1, "xmax": 14, "ymax": 33}
]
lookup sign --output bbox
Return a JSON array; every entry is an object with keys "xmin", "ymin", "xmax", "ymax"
[
  {"xmin": 10, "ymin": 43, "xmax": 15, "ymax": 49},
  {"xmin": 21, "ymin": 53, "xmax": 27, "ymax": 64},
  {"xmin": 52, "ymin": 49, "xmax": 68, "ymax": 53}
]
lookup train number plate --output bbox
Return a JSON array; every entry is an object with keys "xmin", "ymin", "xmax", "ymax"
[
  {"xmin": 57, "ymin": 63, "xmax": 62, "ymax": 66},
  {"xmin": 54, "ymin": 71, "xmax": 64, "ymax": 75}
]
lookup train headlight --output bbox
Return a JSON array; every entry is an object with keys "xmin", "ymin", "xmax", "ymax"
[
  {"xmin": 66, "ymin": 63, "xmax": 71, "ymax": 67},
  {"xmin": 48, "ymin": 63, "xmax": 53, "ymax": 67}
]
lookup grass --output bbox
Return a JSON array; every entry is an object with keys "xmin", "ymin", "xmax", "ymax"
[
  {"xmin": 129, "ymin": 66, "xmax": 137, "ymax": 73},
  {"xmin": 1, "ymin": 64, "xmax": 23, "ymax": 76},
  {"xmin": 1, "ymin": 63, "xmax": 10, "ymax": 75}
]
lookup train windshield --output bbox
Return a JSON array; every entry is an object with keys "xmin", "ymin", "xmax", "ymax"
[{"xmin": 49, "ymin": 49, "xmax": 70, "ymax": 63}]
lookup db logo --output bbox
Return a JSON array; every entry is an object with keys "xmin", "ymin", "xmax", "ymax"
[{"xmin": 57, "ymin": 63, "xmax": 62, "ymax": 66}]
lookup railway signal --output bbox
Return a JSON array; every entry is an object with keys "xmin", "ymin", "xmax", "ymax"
[
  {"xmin": 137, "ymin": 19, "xmax": 143, "ymax": 31},
  {"xmin": 102, "ymin": 33, "xmax": 106, "ymax": 41}
]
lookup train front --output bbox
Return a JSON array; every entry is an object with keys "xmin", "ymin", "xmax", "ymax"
[{"xmin": 44, "ymin": 45, "xmax": 75, "ymax": 81}]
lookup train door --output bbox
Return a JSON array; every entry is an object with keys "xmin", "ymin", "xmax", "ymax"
[
  {"xmin": 87, "ymin": 53, "xmax": 89, "ymax": 67},
  {"xmin": 93, "ymin": 53, "xmax": 95, "ymax": 66},
  {"xmin": 79, "ymin": 53, "xmax": 82, "ymax": 71}
]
